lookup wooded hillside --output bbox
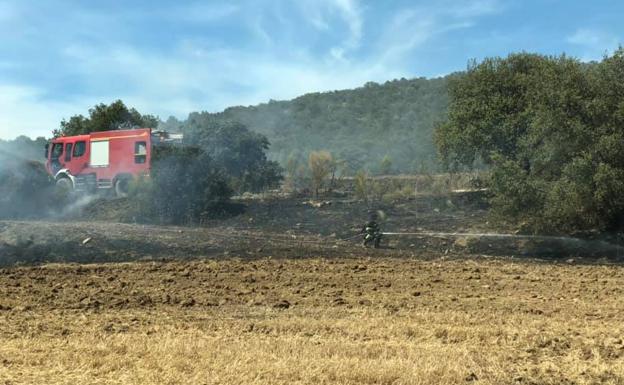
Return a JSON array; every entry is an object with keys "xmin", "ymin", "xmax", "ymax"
[{"xmin": 164, "ymin": 76, "xmax": 451, "ymax": 174}]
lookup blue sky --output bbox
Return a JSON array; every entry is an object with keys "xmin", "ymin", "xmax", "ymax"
[{"xmin": 0, "ymin": 0, "xmax": 622, "ymax": 139}]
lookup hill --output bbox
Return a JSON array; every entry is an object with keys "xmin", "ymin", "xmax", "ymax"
[{"xmin": 165, "ymin": 76, "xmax": 451, "ymax": 174}]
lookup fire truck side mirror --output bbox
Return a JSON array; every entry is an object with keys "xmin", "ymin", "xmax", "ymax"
[{"xmin": 44, "ymin": 143, "xmax": 49, "ymax": 159}]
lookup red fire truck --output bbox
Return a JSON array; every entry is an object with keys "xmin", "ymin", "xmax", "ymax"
[{"xmin": 45, "ymin": 128, "xmax": 165, "ymax": 196}]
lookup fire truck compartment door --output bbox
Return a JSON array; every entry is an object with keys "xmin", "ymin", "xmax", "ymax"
[{"xmin": 90, "ymin": 140, "xmax": 109, "ymax": 167}]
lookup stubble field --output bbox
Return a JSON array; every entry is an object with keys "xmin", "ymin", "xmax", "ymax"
[{"xmin": 1, "ymin": 256, "xmax": 623, "ymax": 385}]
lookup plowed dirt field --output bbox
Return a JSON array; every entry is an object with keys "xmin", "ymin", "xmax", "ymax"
[{"xmin": 1, "ymin": 257, "xmax": 624, "ymax": 384}]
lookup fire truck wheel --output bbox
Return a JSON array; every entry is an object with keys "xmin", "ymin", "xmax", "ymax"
[
  {"xmin": 55, "ymin": 177, "xmax": 73, "ymax": 195},
  {"xmin": 114, "ymin": 178, "xmax": 130, "ymax": 198}
]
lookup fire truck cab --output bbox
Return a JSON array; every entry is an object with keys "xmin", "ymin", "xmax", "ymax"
[{"xmin": 45, "ymin": 128, "xmax": 152, "ymax": 196}]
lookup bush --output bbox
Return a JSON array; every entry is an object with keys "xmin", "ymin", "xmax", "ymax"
[
  {"xmin": 308, "ymin": 150, "xmax": 333, "ymax": 198},
  {"xmin": 128, "ymin": 145, "xmax": 234, "ymax": 225}
]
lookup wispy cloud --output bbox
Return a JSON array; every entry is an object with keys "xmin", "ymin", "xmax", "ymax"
[
  {"xmin": 567, "ymin": 28, "xmax": 619, "ymax": 60},
  {"xmin": 58, "ymin": 41, "xmax": 401, "ymax": 119},
  {"xmin": 375, "ymin": 1, "xmax": 502, "ymax": 70},
  {"xmin": 299, "ymin": 0, "xmax": 363, "ymax": 62},
  {"xmin": 333, "ymin": 0, "xmax": 364, "ymax": 50},
  {"xmin": 0, "ymin": 85, "xmax": 91, "ymax": 139}
]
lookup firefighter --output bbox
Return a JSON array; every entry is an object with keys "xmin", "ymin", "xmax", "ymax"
[{"xmin": 361, "ymin": 211, "xmax": 382, "ymax": 248}]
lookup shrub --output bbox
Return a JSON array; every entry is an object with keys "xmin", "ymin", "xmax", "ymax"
[
  {"xmin": 308, "ymin": 150, "xmax": 333, "ymax": 198},
  {"xmin": 353, "ymin": 170, "xmax": 370, "ymax": 203},
  {"xmin": 128, "ymin": 145, "xmax": 234, "ymax": 225}
]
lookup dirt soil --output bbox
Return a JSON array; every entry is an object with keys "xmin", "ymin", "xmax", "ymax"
[{"xmin": 1, "ymin": 257, "xmax": 623, "ymax": 384}]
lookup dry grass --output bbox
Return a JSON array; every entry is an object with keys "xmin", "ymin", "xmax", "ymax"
[{"xmin": 1, "ymin": 257, "xmax": 623, "ymax": 384}]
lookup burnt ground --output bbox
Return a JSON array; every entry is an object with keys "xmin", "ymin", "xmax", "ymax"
[{"xmin": 1, "ymin": 193, "xmax": 623, "ymax": 266}]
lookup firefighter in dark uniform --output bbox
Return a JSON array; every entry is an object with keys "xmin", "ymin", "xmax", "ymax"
[{"xmin": 362, "ymin": 211, "xmax": 382, "ymax": 248}]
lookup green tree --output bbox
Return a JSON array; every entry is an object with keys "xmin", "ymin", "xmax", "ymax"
[
  {"xmin": 183, "ymin": 113, "xmax": 283, "ymax": 193},
  {"xmin": 54, "ymin": 100, "xmax": 158, "ymax": 137},
  {"xmin": 436, "ymin": 49, "xmax": 624, "ymax": 233}
]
